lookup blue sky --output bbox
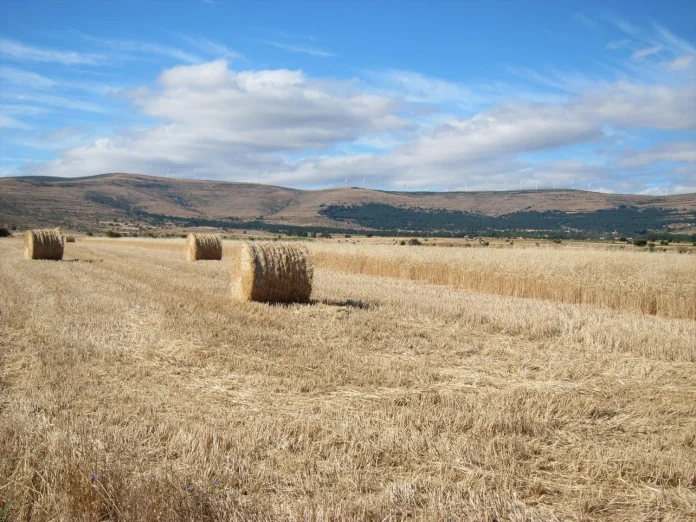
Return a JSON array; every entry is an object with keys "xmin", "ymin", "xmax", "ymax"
[{"xmin": 0, "ymin": 0, "xmax": 694, "ymax": 194}]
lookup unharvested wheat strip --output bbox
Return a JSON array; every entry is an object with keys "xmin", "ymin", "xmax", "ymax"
[
  {"xmin": 185, "ymin": 233, "xmax": 222, "ymax": 261},
  {"xmin": 24, "ymin": 229, "xmax": 64, "ymax": 260},
  {"xmin": 231, "ymin": 242, "xmax": 313, "ymax": 303}
]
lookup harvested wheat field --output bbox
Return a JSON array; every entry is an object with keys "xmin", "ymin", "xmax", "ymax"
[{"xmin": 0, "ymin": 237, "xmax": 695, "ymax": 521}]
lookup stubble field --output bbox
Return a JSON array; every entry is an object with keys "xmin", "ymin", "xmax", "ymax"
[{"xmin": 1, "ymin": 237, "xmax": 695, "ymax": 521}]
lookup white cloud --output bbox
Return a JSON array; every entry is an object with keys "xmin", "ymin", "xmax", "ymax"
[
  {"xmin": 606, "ymin": 39, "xmax": 631, "ymax": 50},
  {"xmin": 0, "ymin": 39, "xmax": 105, "ymax": 65},
  {"xmin": 179, "ymin": 36, "xmax": 240, "ymax": 60},
  {"xmin": 80, "ymin": 35, "xmax": 201, "ymax": 63},
  {"xmin": 260, "ymin": 40, "xmax": 334, "ymax": 57},
  {"xmin": 664, "ymin": 54, "xmax": 696, "ymax": 71},
  {"xmin": 616, "ymin": 141, "xmax": 696, "ymax": 167},
  {"xmin": 0, "ymin": 114, "xmax": 31, "ymax": 129},
  {"xmin": 576, "ymin": 83, "xmax": 696, "ymax": 130},
  {"xmin": 126, "ymin": 60, "xmax": 410, "ymax": 153},
  {"xmin": 0, "ymin": 66, "xmax": 56, "ymax": 89},
  {"xmin": 632, "ymin": 45, "xmax": 663, "ymax": 61},
  {"xmin": 10, "ymin": 21, "xmax": 696, "ymax": 195},
  {"xmin": 3, "ymin": 92, "xmax": 108, "ymax": 114}
]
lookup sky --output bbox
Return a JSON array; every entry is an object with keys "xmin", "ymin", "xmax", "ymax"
[{"xmin": 0, "ymin": 0, "xmax": 695, "ymax": 194}]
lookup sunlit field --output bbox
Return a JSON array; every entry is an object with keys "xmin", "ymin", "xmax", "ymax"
[{"xmin": 1, "ymin": 237, "xmax": 695, "ymax": 521}]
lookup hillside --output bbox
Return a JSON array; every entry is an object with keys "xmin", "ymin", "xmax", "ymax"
[{"xmin": 1, "ymin": 173, "xmax": 695, "ymax": 236}]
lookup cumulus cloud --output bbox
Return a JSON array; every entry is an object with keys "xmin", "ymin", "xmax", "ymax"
[
  {"xmin": 10, "ymin": 20, "xmax": 696, "ymax": 194},
  {"xmin": 616, "ymin": 141, "xmax": 696, "ymax": 167}
]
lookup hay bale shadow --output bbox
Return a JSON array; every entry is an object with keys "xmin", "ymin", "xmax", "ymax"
[{"xmin": 313, "ymin": 298, "xmax": 376, "ymax": 310}]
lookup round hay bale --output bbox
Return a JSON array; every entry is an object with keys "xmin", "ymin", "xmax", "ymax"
[
  {"xmin": 231, "ymin": 242, "xmax": 313, "ymax": 303},
  {"xmin": 185, "ymin": 233, "xmax": 222, "ymax": 261},
  {"xmin": 24, "ymin": 229, "xmax": 64, "ymax": 260},
  {"xmin": 63, "ymin": 235, "xmax": 76, "ymax": 243}
]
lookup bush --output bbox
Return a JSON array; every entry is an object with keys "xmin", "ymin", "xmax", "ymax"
[
  {"xmin": 553, "ymin": 239, "xmax": 562, "ymax": 244},
  {"xmin": 105, "ymin": 230, "xmax": 122, "ymax": 238},
  {"xmin": 619, "ymin": 237, "xmax": 627, "ymax": 242},
  {"xmin": 366, "ymin": 234, "xmax": 373, "ymax": 238},
  {"xmin": 660, "ymin": 240, "xmax": 669, "ymax": 246},
  {"xmin": 399, "ymin": 240, "xmax": 406, "ymax": 245},
  {"xmin": 86, "ymin": 231, "xmax": 94, "ymax": 237},
  {"xmin": 143, "ymin": 232, "xmax": 157, "ymax": 238},
  {"xmin": 345, "ymin": 235, "xmax": 352, "ymax": 238},
  {"xmin": 633, "ymin": 239, "xmax": 648, "ymax": 247},
  {"xmin": 482, "ymin": 241, "xmax": 490, "ymax": 247},
  {"xmin": 677, "ymin": 246, "xmax": 689, "ymax": 254},
  {"xmin": 408, "ymin": 238, "xmax": 422, "ymax": 246},
  {"xmin": 647, "ymin": 242, "xmax": 656, "ymax": 252},
  {"xmin": 0, "ymin": 227, "xmax": 11, "ymax": 237}
]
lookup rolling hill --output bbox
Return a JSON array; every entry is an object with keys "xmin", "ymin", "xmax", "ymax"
[{"xmin": 1, "ymin": 173, "xmax": 695, "ymax": 237}]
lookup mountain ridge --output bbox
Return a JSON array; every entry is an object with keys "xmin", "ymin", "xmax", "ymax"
[{"xmin": 1, "ymin": 173, "xmax": 695, "ymax": 234}]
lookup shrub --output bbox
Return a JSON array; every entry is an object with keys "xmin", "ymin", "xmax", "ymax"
[
  {"xmin": 660, "ymin": 240, "xmax": 669, "ymax": 246},
  {"xmin": 86, "ymin": 231, "xmax": 94, "ymax": 237},
  {"xmin": 345, "ymin": 235, "xmax": 352, "ymax": 238},
  {"xmin": 482, "ymin": 241, "xmax": 490, "ymax": 247},
  {"xmin": 677, "ymin": 246, "xmax": 688, "ymax": 254},
  {"xmin": 105, "ymin": 230, "xmax": 122, "ymax": 238},
  {"xmin": 647, "ymin": 242, "xmax": 656, "ymax": 252},
  {"xmin": 0, "ymin": 227, "xmax": 11, "ymax": 237},
  {"xmin": 399, "ymin": 240, "xmax": 406, "ymax": 245},
  {"xmin": 366, "ymin": 234, "xmax": 373, "ymax": 238},
  {"xmin": 633, "ymin": 239, "xmax": 647, "ymax": 247},
  {"xmin": 619, "ymin": 237, "xmax": 627, "ymax": 242},
  {"xmin": 553, "ymin": 239, "xmax": 562, "ymax": 244},
  {"xmin": 408, "ymin": 238, "xmax": 422, "ymax": 246}
]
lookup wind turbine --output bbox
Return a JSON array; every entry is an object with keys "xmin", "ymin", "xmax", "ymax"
[
  {"xmin": 426, "ymin": 182, "xmax": 430, "ymax": 192},
  {"xmin": 166, "ymin": 168, "xmax": 169, "ymax": 179},
  {"xmin": 535, "ymin": 180, "xmax": 538, "ymax": 191},
  {"xmin": 363, "ymin": 177, "xmax": 366, "ymax": 189},
  {"xmin": 553, "ymin": 182, "xmax": 556, "ymax": 189},
  {"xmin": 571, "ymin": 180, "xmax": 574, "ymax": 190},
  {"xmin": 381, "ymin": 180, "xmax": 384, "ymax": 190},
  {"xmin": 446, "ymin": 182, "xmax": 450, "ymax": 192},
  {"xmin": 403, "ymin": 182, "xmax": 406, "ymax": 191},
  {"xmin": 588, "ymin": 181, "xmax": 591, "ymax": 191},
  {"xmin": 344, "ymin": 176, "xmax": 348, "ymax": 188},
  {"xmin": 504, "ymin": 180, "xmax": 507, "ymax": 191},
  {"xmin": 519, "ymin": 179, "xmax": 522, "ymax": 190},
  {"xmin": 194, "ymin": 168, "xmax": 197, "ymax": 180}
]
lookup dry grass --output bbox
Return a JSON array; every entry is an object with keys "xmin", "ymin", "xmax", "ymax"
[
  {"xmin": 186, "ymin": 234, "xmax": 222, "ymax": 262},
  {"xmin": 309, "ymin": 242, "xmax": 696, "ymax": 320},
  {"xmin": 23, "ymin": 229, "xmax": 64, "ymax": 260},
  {"xmin": 1, "ymin": 237, "xmax": 694, "ymax": 521},
  {"xmin": 231, "ymin": 242, "xmax": 313, "ymax": 303}
]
